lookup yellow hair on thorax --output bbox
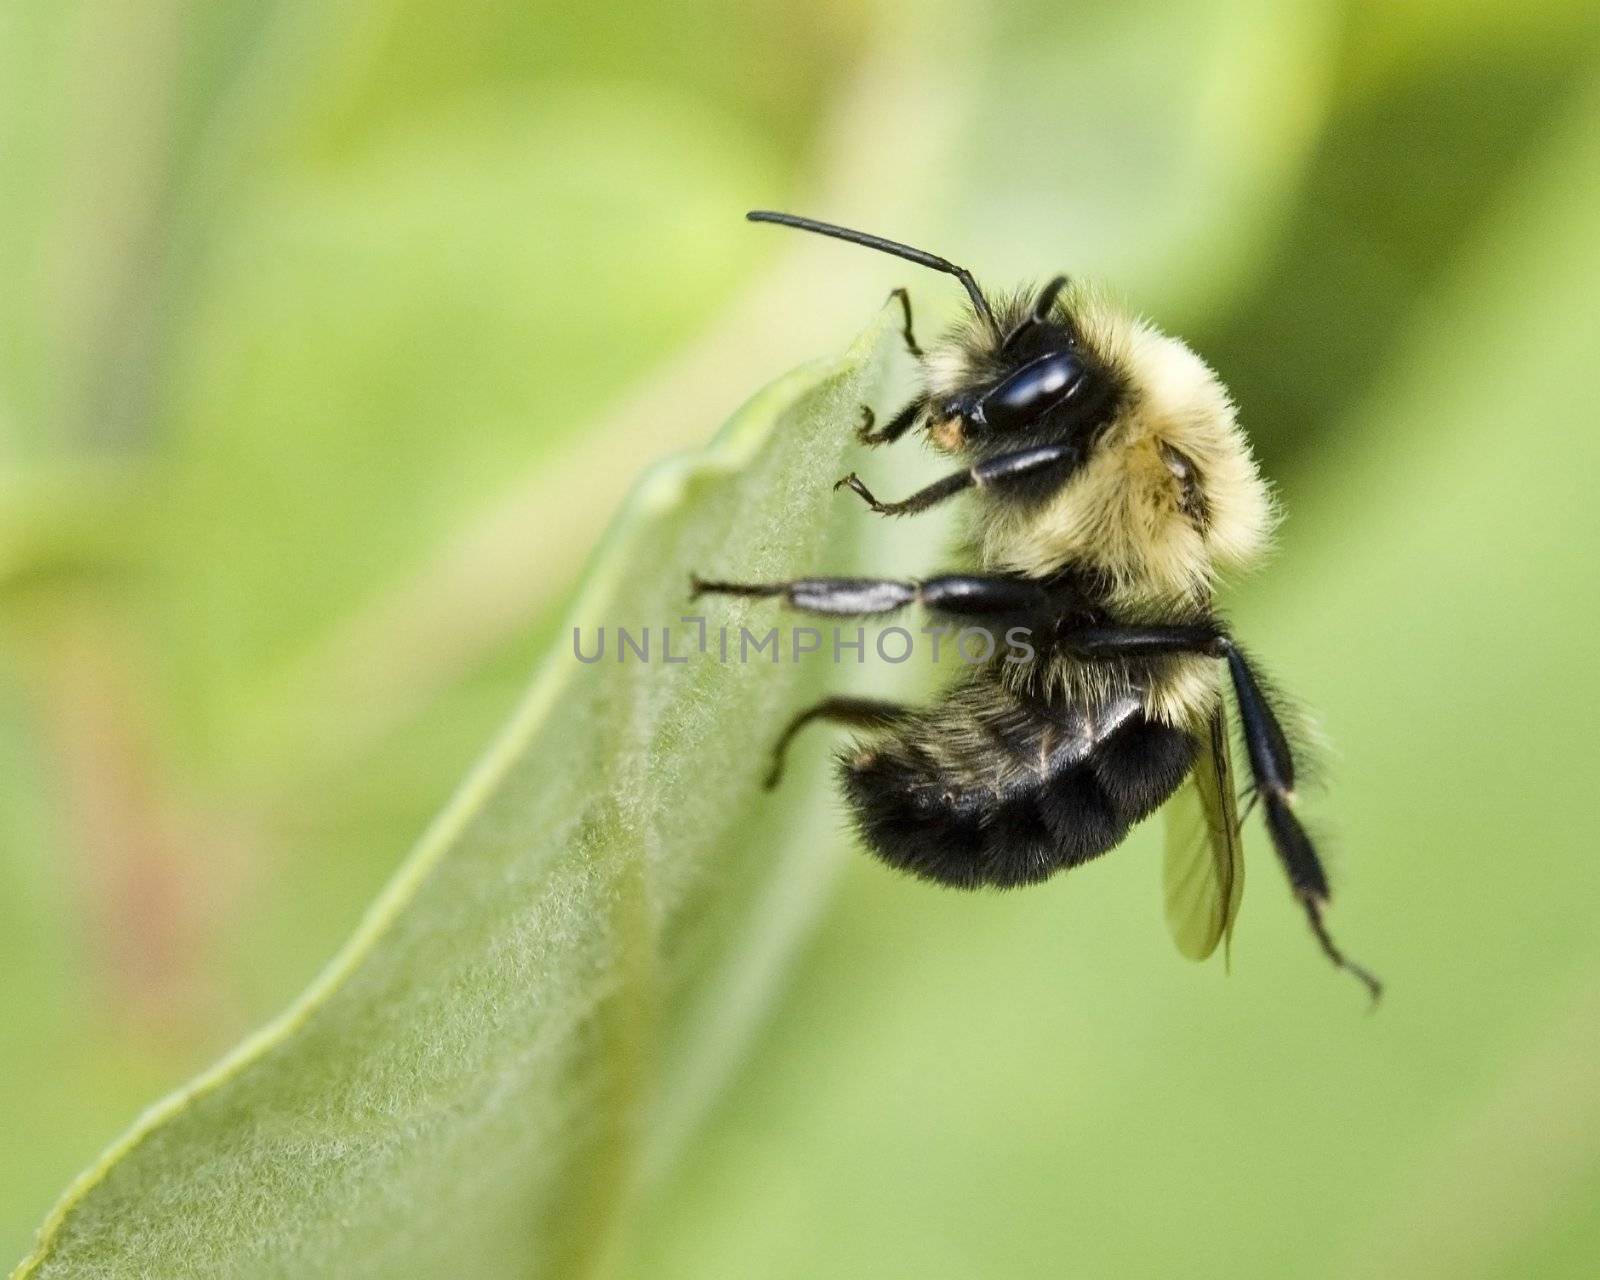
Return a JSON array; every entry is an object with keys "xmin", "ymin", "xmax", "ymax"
[{"xmin": 974, "ymin": 289, "xmax": 1276, "ymax": 618}]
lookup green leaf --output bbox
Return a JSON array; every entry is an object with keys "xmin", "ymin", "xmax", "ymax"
[{"xmin": 13, "ymin": 314, "xmax": 894, "ymax": 1280}]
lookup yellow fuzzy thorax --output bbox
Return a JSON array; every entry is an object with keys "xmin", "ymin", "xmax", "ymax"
[{"xmin": 926, "ymin": 287, "xmax": 1278, "ymax": 732}]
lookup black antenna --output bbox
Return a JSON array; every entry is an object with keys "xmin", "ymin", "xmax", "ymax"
[{"xmin": 747, "ymin": 210, "xmax": 996, "ymax": 330}]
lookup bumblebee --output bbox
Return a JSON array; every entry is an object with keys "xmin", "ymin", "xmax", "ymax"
[{"xmin": 693, "ymin": 212, "xmax": 1379, "ymax": 1000}]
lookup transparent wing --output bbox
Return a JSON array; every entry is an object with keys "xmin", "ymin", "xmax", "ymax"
[{"xmin": 1162, "ymin": 705, "xmax": 1245, "ymax": 962}]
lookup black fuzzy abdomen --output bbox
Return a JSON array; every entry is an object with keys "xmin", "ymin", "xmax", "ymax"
[{"xmin": 840, "ymin": 712, "xmax": 1195, "ymax": 890}]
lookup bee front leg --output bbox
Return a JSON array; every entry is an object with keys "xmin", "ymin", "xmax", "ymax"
[
  {"xmin": 856, "ymin": 396, "xmax": 926, "ymax": 447},
  {"xmin": 836, "ymin": 443, "xmax": 1080, "ymax": 517},
  {"xmin": 888, "ymin": 287, "xmax": 922, "ymax": 356}
]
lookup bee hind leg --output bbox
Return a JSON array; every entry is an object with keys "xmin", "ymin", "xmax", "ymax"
[
  {"xmin": 1217, "ymin": 640, "xmax": 1383, "ymax": 1005},
  {"xmin": 1063, "ymin": 625, "xmax": 1382, "ymax": 1001},
  {"xmin": 764, "ymin": 696, "xmax": 911, "ymax": 790}
]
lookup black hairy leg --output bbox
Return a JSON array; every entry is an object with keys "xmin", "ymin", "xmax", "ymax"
[
  {"xmin": 835, "ymin": 442, "xmax": 1080, "ymax": 517},
  {"xmin": 689, "ymin": 571, "xmax": 1053, "ymax": 623},
  {"xmin": 1219, "ymin": 642, "xmax": 1383, "ymax": 1004},
  {"xmin": 841, "ymin": 688, "xmax": 1196, "ymax": 889},
  {"xmin": 1025, "ymin": 625, "xmax": 1381, "ymax": 1000},
  {"xmin": 856, "ymin": 397, "xmax": 925, "ymax": 447},
  {"xmin": 1060, "ymin": 624, "xmax": 1228, "ymax": 659},
  {"xmin": 887, "ymin": 286, "xmax": 922, "ymax": 356},
  {"xmin": 764, "ymin": 696, "xmax": 910, "ymax": 789}
]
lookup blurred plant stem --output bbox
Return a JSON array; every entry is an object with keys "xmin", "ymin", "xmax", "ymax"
[
  {"xmin": 34, "ymin": 0, "xmax": 342, "ymax": 453},
  {"xmin": 1, "ymin": 0, "xmax": 387, "ymax": 1050},
  {"xmin": 42, "ymin": 0, "xmax": 184, "ymax": 453},
  {"xmin": 15, "ymin": 594, "xmax": 243, "ymax": 1042}
]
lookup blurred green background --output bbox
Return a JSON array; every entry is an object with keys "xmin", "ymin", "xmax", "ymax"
[{"xmin": 4, "ymin": 0, "xmax": 1600, "ymax": 1274}]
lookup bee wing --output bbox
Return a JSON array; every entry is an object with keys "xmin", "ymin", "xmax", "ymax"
[{"xmin": 1162, "ymin": 705, "xmax": 1245, "ymax": 962}]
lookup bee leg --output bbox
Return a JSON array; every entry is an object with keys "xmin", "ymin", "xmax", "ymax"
[
  {"xmin": 764, "ymin": 696, "xmax": 911, "ymax": 789},
  {"xmin": 1056, "ymin": 623, "xmax": 1383, "ymax": 1002},
  {"xmin": 691, "ymin": 574, "xmax": 918, "ymax": 616},
  {"xmin": 690, "ymin": 573, "xmax": 1050, "ymax": 621},
  {"xmin": 836, "ymin": 443, "xmax": 1079, "ymax": 517},
  {"xmin": 1061, "ymin": 624, "xmax": 1228, "ymax": 659},
  {"xmin": 1216, "ymin": 641, "xmax": 1383, "ymax": 1006},
  {"xmin": 856, "ymin": 396, "xmax": 926, "ymax": 447},
  {"xmin": 887, "ymin": 287, "xmax": 922, "ymax": 356}
]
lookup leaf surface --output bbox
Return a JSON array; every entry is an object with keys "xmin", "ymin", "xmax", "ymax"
[{"xmin": 14, "ymin": 317, "xmax": 894, "ymax": 1280}]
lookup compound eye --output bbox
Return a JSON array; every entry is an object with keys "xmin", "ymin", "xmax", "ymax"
[{"xmin": 978, "ymin": 351, "xmax": 1085, "ymax": 430}]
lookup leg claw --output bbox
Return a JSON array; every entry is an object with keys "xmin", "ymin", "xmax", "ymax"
[{"xmin": 834, "ymin": 472, "xmax": 884, "ymax": 512}]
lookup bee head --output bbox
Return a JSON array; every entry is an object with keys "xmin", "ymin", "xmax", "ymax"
[
  {"xmin": 742, "ymin": 212, "xmax": 1121, "ymax": 457},
  {"xmin": 927, "ymin": 277, "xmax": 1120, "ymax": 456}
]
